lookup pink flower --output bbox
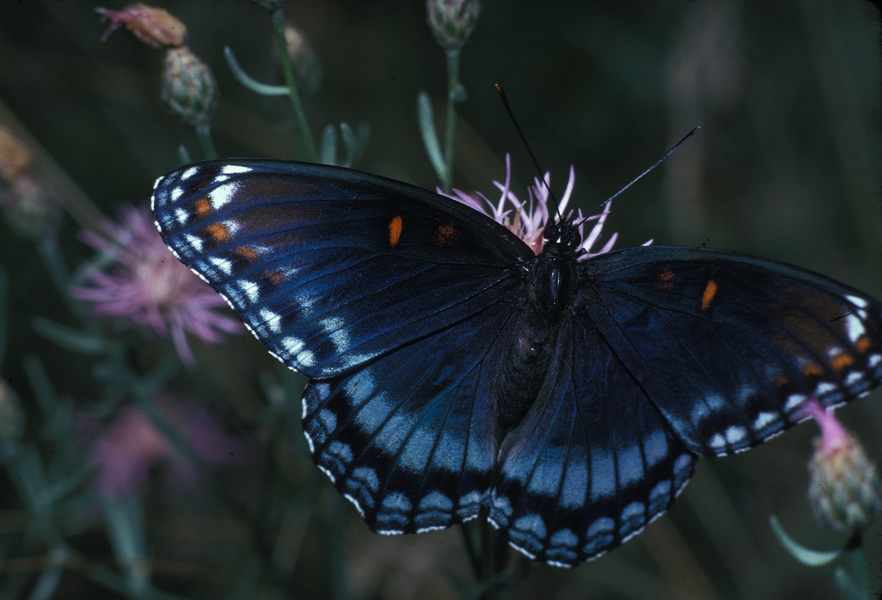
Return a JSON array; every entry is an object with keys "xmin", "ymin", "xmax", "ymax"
[
  {"xmin": 443, "ymin": 155, "xmax": 645, "ymax": 257},
  {"xmin": 71, "ymin": 204, "xmax": 242, "ymax": 367},
  {"xmin": 88, "ymin": 398, "xmax": 247, "ymax": 497}
]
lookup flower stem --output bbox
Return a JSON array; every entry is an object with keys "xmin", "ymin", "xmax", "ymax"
[
  {"xmin": 442, "ymin": 48, "xmax": 461, "ymax": 193},
  {"xmin": 195, "ymin": 125, "xmax": 217, "ymax": 160},
  {"xmin": 843, "ymin": 532, "xmax": 871, "ymax": 598},
  {"xmin": 271, "ymin": 9, "xmax": 318, "ymax": 162}
]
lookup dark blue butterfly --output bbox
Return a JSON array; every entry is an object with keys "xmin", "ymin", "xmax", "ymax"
[{"xmin": 151, "ymin": 159, "xmax": 882, "ymax": 567}]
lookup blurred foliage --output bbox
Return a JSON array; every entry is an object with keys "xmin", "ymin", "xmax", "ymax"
[{"xmin": 0, "ymin": 1, "xmax": 880, "ymax": 599}]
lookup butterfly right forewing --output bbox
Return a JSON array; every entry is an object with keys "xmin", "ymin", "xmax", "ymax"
[{"xmin": 580, "ymin": 245, "xmax": 882, "ymax": 456}]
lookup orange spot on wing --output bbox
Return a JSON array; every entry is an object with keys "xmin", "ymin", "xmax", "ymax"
[
  {"xmin": 802, "ymin": 362, "xmax": 823, "ymax": 377},
  {"xmin": 205, "ymin": 223, "xmax": 230, "ymax": 243},
  {"xmin": 263, "ymin": 269, "xmax": 285, "ymax": 285},
  {"xmin": 856, "ymin": 335, "xmax": 872, "ymax": 354},
  {"xmin": 655, "ymin": 269, "xmax": 674, "ymax": 290},
  {"xmin": 701, "ymin": 280, "xmax": 718, "ymax": 311},
  {"xmin": 435, "ymin": 222, "xmax": 460, "ymax": 247},
  {"xmin": 774, "ymin": 373, "xmax": 789, "ymax": 387},
  {"xmin": 193, "ymin": 196, "xmax": 211, "ymax": 216},
  {"xmin": 388, "ymin": 216, "xmax": 403, "ymax": 247},
  {"xmin": 235, "ymin": 246, "xmax": 259, "ymax": 261},
  {"xmin": 830, "ymin": 353, "xmax": 855, "ymax": 372}
]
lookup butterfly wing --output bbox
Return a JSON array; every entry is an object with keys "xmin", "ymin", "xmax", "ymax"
[
  {"xmin": 489, "ymin": 321, "xmax": 697, "ymax": 567},
  {"xmin": 581, "ymin": 245, "xmax": 882, "ymax": 456},
  {"xmin": 302, "ymin": 303, "xmax": 520, "ymax": 534},
  {"xmin": 152, "ymin": 160, "xmax": 533, "ymax": 378},
  {"xmin": 489, "ymin": 245, "xmax": 882, "ymax": 567}
]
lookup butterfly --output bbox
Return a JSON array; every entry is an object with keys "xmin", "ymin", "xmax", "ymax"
[{"xmin": 151, "ymin": 159, "xmax": 882, "ymax": 567}]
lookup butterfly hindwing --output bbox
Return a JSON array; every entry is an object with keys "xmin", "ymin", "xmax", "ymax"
[
  {"xmin": 302, "ymin": 298, "xmax": 521, "ymax": 534},
  {"xmin": 489, "ymin": 319, "xmax": 697, "ymax": 566},
  {"xmin": 581, "ymin": 245, "xmax": 882, "ymax": 456},
  {"xmin": 152, "ymin": 160, "xmax": 532, "ymax": 378}
]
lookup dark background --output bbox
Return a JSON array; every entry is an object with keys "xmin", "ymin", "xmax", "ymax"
[{"xmin": 0, "ymin": 1, "xmax": 880, "ymax": 599}]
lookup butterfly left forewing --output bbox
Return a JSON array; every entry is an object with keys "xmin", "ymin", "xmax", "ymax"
[
  {"xmin": 152, "ymin": 160, "xmax": 532, "ymax": 378},
  {"xmin": 581, "ymin": 245, "xmax": 882, "ymax": 456}
]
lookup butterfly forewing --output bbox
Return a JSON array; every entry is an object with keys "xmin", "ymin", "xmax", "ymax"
[
  {"xmin": 581, "ymin": 246, "xmax": 882, "ymax": 456},
  {"xmin": 152, "ymin": 160, "xmax": 532, "ymax": 378}
]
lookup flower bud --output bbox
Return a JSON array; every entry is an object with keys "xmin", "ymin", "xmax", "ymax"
[
  {"xmin": 283, "ymin": 23, "xmax": 321, "ymax": 97},
  {"xmin": 0, "ymin": 126, "xmax": 61, "ymax": 241},
  {"xmin": 97, "ymin": 3, "xmax": 187, "ymax": 48},
  {"xmin": 426, "ymin": 0, "xmax": 481, "ymax": 51},
  {"xmin": 803, "ymin": 400, "xmax": 882, "ymax": 533},
  {"xmin": 160, "ymin": 46, "xmax": 218, "ymax": 131},
  {"xmin": 0, "ymin": 175, "xmax": 61, "ymax": 241}
]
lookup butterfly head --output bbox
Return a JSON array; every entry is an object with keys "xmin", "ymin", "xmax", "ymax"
[{"xmin": 542, "ymin": 219, "xmax": 585, "ymax": 256}]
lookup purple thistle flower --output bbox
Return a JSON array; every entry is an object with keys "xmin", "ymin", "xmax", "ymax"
[
  {"xmin": 443, "ymin": 155, "xmax": 647, "ymax": 257},
  {"xmin": 71, "ymin": 204, "xmax": 242, "ymax": 366},
  {"xmin": 87, "ymin": 397, "xmax": 247, "ymax": 497}
]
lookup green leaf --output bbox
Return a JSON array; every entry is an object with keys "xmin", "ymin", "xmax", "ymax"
[
  {"xmin": 224, "ymin": 46, "xmax": 289, "ymax": 97},
  {"xmin": 769, "ymin": 514, "xmax": 841, "ymax": 566},
  {"xmin": 33, "ymin": 317, "xmax": 113, "ymax": 355},
  {"xmin": 417, "ymin": 91, "xmax": 447, "ymax": 186},
  {"xmin": 320, "ymin": 124, "xmax": 337, "ymax": 166}
]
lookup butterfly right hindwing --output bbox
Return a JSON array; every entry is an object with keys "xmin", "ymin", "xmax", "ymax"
[{"xmin": 489, "ymin": 318, "xmax": 697, "ymax": 567}]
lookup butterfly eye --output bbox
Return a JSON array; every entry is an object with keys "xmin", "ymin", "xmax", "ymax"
[
  {"xmin": 542, "ymin": 221, "xmax": 561, "ymax": 243},
  {"xmin": 544, "ymin": 221, "xmax": 582, "ymax": 250}
]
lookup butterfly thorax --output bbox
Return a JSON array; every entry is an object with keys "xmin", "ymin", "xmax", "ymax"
[{"xmin": 494, "ymin": 243, "xmax": 580, "ymax": 434}]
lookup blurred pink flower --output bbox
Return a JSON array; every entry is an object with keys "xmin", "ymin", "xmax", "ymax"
[
  {"xmin": 88, "ymin": 399, "xmax": 247, "ymax": 497},
  {"xmin": 801, "ymin": 398, "xmax": 881, "ymax": 533},
  {"xmin": 71, "ymin": 205, "xmax": 242, "ymax": 366}
]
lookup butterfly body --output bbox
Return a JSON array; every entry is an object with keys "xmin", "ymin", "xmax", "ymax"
[{"xmin": 153, "ymin": 159, "xmax": 882, "ymax": 566}]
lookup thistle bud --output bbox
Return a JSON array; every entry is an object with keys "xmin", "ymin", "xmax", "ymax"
[
  {"xmin": 426, "ymin": 0, "xmax": 481, "ymax": 51},
  {"xmin": 802, "ymin": 400, "xmax": 882, "ymax": 533},
  {"xmin": 283, "ymin": 23, "xmax": 321, "ymax": 97},
  {"xmin": 97, "ymin": 3, "xmax": 187, "ymax": 48},
  {"xmin": 160, "ymin": 46, "xmax": 218, "ymax": 131},
  {"xmin": 0, "ymin": 126, "xmax": 61, "ymax": 241}
]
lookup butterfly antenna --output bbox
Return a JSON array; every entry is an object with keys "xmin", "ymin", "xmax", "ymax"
[
  {"xmin": 495, "ymin": 83, "xmax": 562, "ymax": 217},
  {"xmin": 584, "ymin": 126, "xmax": 700, "ymax": 220}
]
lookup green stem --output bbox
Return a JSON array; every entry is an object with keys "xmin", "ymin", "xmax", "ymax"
[
  {"xmin": 271, "ymin": 9, "xmax": 318, "ymax": 162},
  {"xmin": 442, "ymin": 48, "xmax": 461, "ymax": 193},
  {"xmin": 844, "ymin": 532, "xmax": 870, "ymax": 598},
  {"xmin": 195, "ymin": 125, "xmax": 217, "ymax": 160}
]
